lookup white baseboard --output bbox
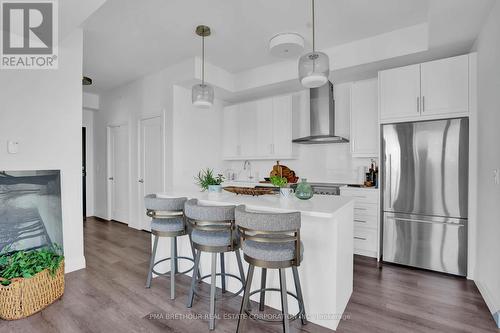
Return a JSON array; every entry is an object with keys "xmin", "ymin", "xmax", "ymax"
[
  {"xmin": 475, "ymin": 279, "xmax": 500, "ymax": 327},
  {"xmin": 64, "ymin": 255, "xmax": 86, "ymax": 273}
]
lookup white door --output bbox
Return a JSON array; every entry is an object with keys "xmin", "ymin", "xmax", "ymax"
[
  {"xmin": 351, "ymin": 79, "xmax": 379, "ymax": 157},
  {"xmin": 379, "ymin": 64, "xmax": 421, "ymax": 121},
  {"xmin": 272, "ymin": 95, "xmax": 293, "ymax": 157},
  {"xmin": 139, "ymin": 117, "xmax": 164, "ymax": 231},
  {"xmin": 420, "ymin": 55, "xmax": 469, "ymax": 116},
  {"xmin": 108, "ymin": 125, "xmax": 129, "ymax": 223}
]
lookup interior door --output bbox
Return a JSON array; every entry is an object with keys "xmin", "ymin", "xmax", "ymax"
[
  {"xmin": 379, "ymin": 64, "xmax": 421, "ymax": 121},
  {"xmin": 139, "ymin": 117, "xmax": 163, "ymax": 231},
  {"xmin": 420, "ymin": 55, "xmax": 469, "ymax": 116},
  {"xmin": 108, "ymin": 125, "xmax": 129, "ymax": 224}
]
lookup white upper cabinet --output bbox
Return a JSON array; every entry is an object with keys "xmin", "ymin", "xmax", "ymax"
[
  {"xmin": 222, "ymin": 94, "xmax": 296, "ymax": 160},
  {"xmin": 420, "ymin": 55, "xmax": 469, "ymax": 116},
  {"xmin": 222, "ymin": 105, "xmax": 240, "ymax": 158},
  {"xmin": 271, "ymin": 95, "xmax": 293, "ymax": 157},
  {"xmin": 238, "ymin": 101, "xmax": 258, "ymax": 157},
  {"xmin": 256, "ymin": 98, "xmax": 274, "ymax": 157},
  {"xmin": 379, "ymin": 64, "xmax": 420, "ymax": 122},
  {"xmin": 379, "ymin": 54, "xmax": 471, "ymax": 123},
  {"xmin": 350, "ymin": 79, "xmax": 379, "ymax": 157}
]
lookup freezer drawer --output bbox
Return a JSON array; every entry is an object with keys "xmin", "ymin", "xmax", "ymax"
[{"xmin": 383, "ymin": 212, "xmax": 467, "ymax": 276}]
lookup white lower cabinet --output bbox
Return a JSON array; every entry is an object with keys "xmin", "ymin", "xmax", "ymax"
[
  {"xmin": 222, "ymin": 94, "xmax": 296, "ymax": 160},
  {"xmin": 340, "ymin": 187, "xmax": 379, "ymax": 258}
]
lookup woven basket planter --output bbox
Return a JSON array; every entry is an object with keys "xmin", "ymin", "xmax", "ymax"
[{"xmin": 0, "ymin": 260, "xmax": 64, "ymax": 320}]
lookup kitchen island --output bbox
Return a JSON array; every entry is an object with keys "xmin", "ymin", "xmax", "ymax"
[{"xmin": 153, "ymin": 191, "xmax": 354, "ymax": 331}]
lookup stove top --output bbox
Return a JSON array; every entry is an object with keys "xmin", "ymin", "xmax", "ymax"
[{"xmin": 290, "ymin": 182, "xmax": 345, "ymax": 195}]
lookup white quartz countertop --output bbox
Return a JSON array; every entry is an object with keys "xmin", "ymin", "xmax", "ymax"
[{"xmin": 157, "ymin": 190, "xmax": 353, "ymax": 218}]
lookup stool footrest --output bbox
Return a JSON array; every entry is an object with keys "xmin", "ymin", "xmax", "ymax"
[
  {"xmin": 245, "ymin": 287, "xmax": 305, "ymax": 323},
  {"xmin": 192, "ymin": 272, "xmax": 245, "ymax": 301},
  {"xmin": 152, "ymin": 256, "xmax": 196, "ymax": 276}
]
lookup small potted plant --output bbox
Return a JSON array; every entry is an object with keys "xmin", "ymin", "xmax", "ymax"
[
  {"xmin": 0, "ymin": 245, "xmax": 64, "ymax": 320},
  {"xmin": 270, "ymin": 176, "xmax": 292, "ymax": 198},
  {"xmin": 195, "ymin": 168, "xmax": 225, "ymax": 192}
]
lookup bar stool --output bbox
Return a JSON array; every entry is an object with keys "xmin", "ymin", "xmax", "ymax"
[
  {"xmin": 184, "ymin": 199, "xmax": 246, "ymax": 331},
  {"xmin": 235, "ymin": 205, "xmax": 307, "ymax": 333},
  {"xmin": 144, "ymin": 194, "xmax": 197, "ymax": 300}
]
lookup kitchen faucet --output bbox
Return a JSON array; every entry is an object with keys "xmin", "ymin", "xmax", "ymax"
[{"xmin": 243, "ymin": 160, "xmax": 253, "ymax": 180}]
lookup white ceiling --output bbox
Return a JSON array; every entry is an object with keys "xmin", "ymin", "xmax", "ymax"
[{"xmin": 82, "ymin": 0, "xmax": 493, "ymax": 92}]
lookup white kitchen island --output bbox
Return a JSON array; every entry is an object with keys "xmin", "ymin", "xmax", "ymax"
[{"xmin": 153, "ymin": 191, "xmax": 354, "ymax": 331}]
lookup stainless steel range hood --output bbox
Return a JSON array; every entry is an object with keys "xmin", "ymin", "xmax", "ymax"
[{"xmin": 292, "ymin": 81, "xmax": 349, "ymax": 144}]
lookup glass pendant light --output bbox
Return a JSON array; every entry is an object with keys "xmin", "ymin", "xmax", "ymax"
[
  {"xmin": 192, "ymin": 25, "xmax": 214, "ymax": 108},
  {"xmin": 298, "ymin": 0, "xmax": 330, "ymax": 88}
]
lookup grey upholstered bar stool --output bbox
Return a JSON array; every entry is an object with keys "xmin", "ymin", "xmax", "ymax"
[
  {"xmin": 184, "ymin": 199, "xmax": 246, "ymax": 331},
  {"xmin": 235, "ymin": 205, "xmax": 307, "ymax": 333},
  {"xmin": 144, "ymin": 194, "xmax": 197, "ymax": 300}
]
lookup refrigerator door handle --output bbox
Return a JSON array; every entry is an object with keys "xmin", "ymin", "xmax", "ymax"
[
  {"xmin": 388, "ymin": 154, "xmax": 392, "ymax": 208},
  {"xmin": 390, "ymin": 216, "xmax": 465, "ymax": 226}
]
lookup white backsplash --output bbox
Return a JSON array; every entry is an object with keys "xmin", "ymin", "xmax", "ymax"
[{"xmin": 226, "ymin": 144, "xmax": 377, "ymax": 184}]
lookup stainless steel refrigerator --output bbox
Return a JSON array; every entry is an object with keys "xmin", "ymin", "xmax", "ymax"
[{"xmin": 382, "ymin": 118, "xmax": 468, "ymax": 276}]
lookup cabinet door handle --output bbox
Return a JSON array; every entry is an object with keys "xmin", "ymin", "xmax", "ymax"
[
  {"xmin": 354, "ymin": 219, "xmax": 367, "ymax": 223},
  {"xmin": 422, "ymin": 96, "xmax": 425, "ymax": 112},
  {"xmin": 354, "ymin": 236, "xmax": 367, "ymax": 241},
  {"xmin": 417, "ymin": 96, "xmax": 420, "ymax": 113},
  {"xmin": 354, "ymin": 207, "xmax": 367, "ymax": 211}
]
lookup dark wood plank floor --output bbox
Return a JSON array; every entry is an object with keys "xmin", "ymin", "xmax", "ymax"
[{"xmin": 1, "ymin": 217, "xmax": 497, "ymax": 332}]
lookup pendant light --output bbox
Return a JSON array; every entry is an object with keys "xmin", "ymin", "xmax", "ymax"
[
  {"xmin": 298, "ymin": 0, "xmax": 330, "ymax": 88},
  {"xmin": 192, "ymin": 25, "xmax": 214, "ymax": 108}
]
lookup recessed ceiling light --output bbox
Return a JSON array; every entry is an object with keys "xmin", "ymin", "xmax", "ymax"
[{"xmin": 269, "ymin": 32, "xmax": 304, "ymax": 58}]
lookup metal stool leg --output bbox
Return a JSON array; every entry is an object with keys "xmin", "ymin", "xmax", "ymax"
[
  {"xmin": 220, "ymin": 253, "xmax": 226, "ymax": 293},
  {"xmin": 189, "ymin": 234, "xmax": 202, "ymax": 280},
  {"xmin": 209, "ymin": 253, "xmax": 217, "ymax": 330},
  {"xmin": 173, "ymin": 237, "xmax": 178, "ymax": 276},
  {"xmin": 279, "ymin": 269, "xmax": 290, "ymax": 333},
  {"xmin": 237, "ymin": 264, "xmax": 255, "ymax": 333},
  {"xmin": 259, "ymin": 268, "xmax": 267, "ymax": 311},
  {"xmin": 146, "ymin": 234, "xmax": 159, "ymax": 288},
  {"xmin": 187, "ymin": 250, "xmax": 201, "ymax": 308},
  {"xmin": 292, "ymin": 266, "xmax": 308, "ymax": 325},
  {"xmin": 170, "ymin": 237, "xmax": 176, "ymax": 300},
  {"xmin": 235, "ymin": 249, "xmax": 245, "ymax": 285}
]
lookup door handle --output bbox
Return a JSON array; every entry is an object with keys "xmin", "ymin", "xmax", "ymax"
[
  {"xmin": 138, "ymin": 179, "xmax": 144, "ymax": 183},
  {"xmin": 354, "ymin": 219, "xmax": 367, "ymax": 223},
  {"xmin": 108, "ymin": 177, "xmax": 114, "ymax": 181},
  {"xmin": 417, "ymin": 96, "xmax": 420, "ymax": 113},
  {"xmin": 388, "ymin": 154, "xmax": 392, "ymax": 208},
  {"xmin": 422, "ymin": 96, "xmax": 425, "ymax": 112},
  {"xmin": 354, "ymin": 236, "xmax": 367, "ymax": 241}
]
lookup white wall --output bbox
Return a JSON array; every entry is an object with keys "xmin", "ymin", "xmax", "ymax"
[
  {"xmin": 227, "ymin": 83, "xmax": 375, "ymax": 184},
  {"xmin": 473, "ymin": 0, "xmax": 500, "ymax": 322},
  {"xmin": 0, "ymin": 30, "xmax": 85, "ymax": 273},
  {"xmin": 94, "ymin": 59, "xmax": 200, "ymax": 228},
  {"xmin": 83, "ymin": 109, "xmax": 95, "ymax": 217},
  {"xmin": 172, "ymin": 86, "xmax": 227, "ymax": 192}
]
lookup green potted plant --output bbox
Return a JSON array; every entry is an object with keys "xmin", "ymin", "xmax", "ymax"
[
  {"xmin": 270, "ymin": 176, "xmax": 292, "ymax": 198},
  {"xmin": 0, "ymin": 245, "xmax": 64, "ymax": 320},
  {"xmin": 195, "ymin": 168, "xmax": 225, "ymax": 192}
]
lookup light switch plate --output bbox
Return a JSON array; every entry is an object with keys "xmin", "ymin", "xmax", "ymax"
[{"xmin": 7, "ymin": 141, "xmax": 19, "ymax": 154}]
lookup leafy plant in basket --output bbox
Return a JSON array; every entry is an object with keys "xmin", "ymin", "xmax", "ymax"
[
  {"xmin": 0, "ymin": 244, "xmax": 64, "ymax": 286},
  {"xmin": 195, "ymin": 168, "xmax": 225, "ymax": 191}
]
